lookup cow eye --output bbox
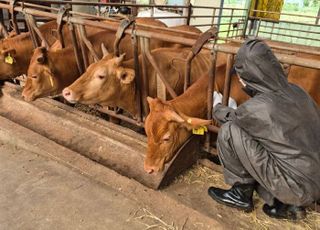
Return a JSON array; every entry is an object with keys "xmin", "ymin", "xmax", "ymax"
[
  {"xmin": 120, "ymin": 72, "xmax": 127, "ymax": 80},
  {"xmin": 31, "ymin": 75, "xmax": 37, "ymax": 79},
  {"xmin": 98, "ymin": 75, "xmax": 105, "ymax": 79}
]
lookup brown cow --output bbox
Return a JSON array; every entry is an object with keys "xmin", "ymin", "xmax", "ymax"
[
  {"xmin": 21, "ymin": 18, "xmax": 175, "ymax": 101},
  {"xmin": 62, "ymin": 47, "xmax": 211, "ymax": 118},
  {"xmin": 22, "ymin": 44, "xmax": 80, "ymax": 101},
  {"xmin": 143, "ymin": 65, "xmax": 249, "ymax": 173},
  {"xmin": 0, "ymin": 20, "xmax": 65, "ymax": 80}
]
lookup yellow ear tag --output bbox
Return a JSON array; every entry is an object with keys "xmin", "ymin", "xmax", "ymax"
[
  {"xmin": 5, "ymin": 54, "xmax": 14, "ymax": 65},
  {"xmin": 192, "ymin": 126, "xmax": 208, "ymax": 135}
]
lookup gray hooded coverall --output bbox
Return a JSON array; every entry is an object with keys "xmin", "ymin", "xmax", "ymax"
[{"xmin": 213, "ymin": 39, "xmax": 320, "ymax": 206}]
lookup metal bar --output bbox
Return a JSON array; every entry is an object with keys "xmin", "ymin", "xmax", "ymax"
[
  {"xmin": 140, "ymin": 37, "xmax": 149, "ymax": 116},
  {"xmin": 79, "ymin": 24, "xmax": 100, "ymax": 62},
  {"xmin": 249, "ymin": 16, "xmax": 319, "ymax": 27},
  {"xmin": 211, "ymin": 8, "xmax": 216, "ymax": 27},
  {"xmin": 68, "ymin": 22, "xmax": 84, "ymax": 74},
  {"xmin": 24, "ymin": 14, "xmax": 39, "ymax": 48},
  {"xmin": 222, "ymin": 54, "xmax": 233, "ymax": 106},
  {"xmin": 26, "ymin": 13, "xmax": 49, "ymax": 48},
  {"xmin": 96, "ymin": 106, "xmax": 144, "ymax": 127},
  {"xmin": 222, "ymin": 38, "xmax": 320, "ymax": 56},
  {"xmin": 226, "ymin": 9, "xmax": 234, "ymax": 38},
  {"xmin": 0, "ymin": 19, "xmax": 8, "ymax": 37},
  {"xmin": 316, "ymin": 6, "xmax": 320, "ymax": 25},
  {"xmin": 131, "ymin": 27, "xmax": 142, "ymax": 123},
  {"xmin": 207, "ymin": 124, "xmax": 220, "ymax": 133},
  {"xmin": 186, "ymin": 3, "xmax": 192, "ymax": 26},
  {"xmin": 144, "ymin": 50, "xmax": 177, "ymax": 99},
  {"xmin": 0, "ymin": 3, "xmax": 207, "ymax": 48},
  {"xmin": 215, "ymin": 44, "xmax": 320, "ymax": 70},
  {"xmin": 250, "ymin": 9, "xmax": 320, "ymax": 19},
  {"xmin": 258, "ymin": 23, "xmax": 320, "ymax": 35},
  {"xmin": 258, "ymin": 31, "xmax": 320, "ymax": 42},
  {"xmin": 184, "ymin": 51, "xmax": 193, "ymax": 92},
  {"xmin": 77, "ymin": 24, "xmax": 89, "ymax": 69},
  {"xmin": 9, "ymin": 0, "xmax": 19, "ymax": 34},
  {"xmin": 255, "ymin": 18, "xmax": 261, "ymax": 37},
  {"xmin": 204, "ymin": 48, "xmax": 217, "ymax": 151}
]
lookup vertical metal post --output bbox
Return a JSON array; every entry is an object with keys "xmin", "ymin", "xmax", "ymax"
[
  {"xmin": 242, "ymin": 0, "xmax": 252, "ymax": 38},
  {"xmin": 186, "ymin": 3, "xmax": 192, "ymax": 26},
  {"xmin": 24, "ymin": 14, "xmax": 39, "ymax": 48},
  {"xmin": 69, "ymin": 22, "xmax": 84, "ymax": 74},
  {"xmin": 131, "ymin": 28, "xmax": 142, "ymax": 123},
  {"xmin": 222, "ymin": 54, "xmax": 233, "ymax": 106},
  {"xmin": 256, "ymin": 18, "xmax": 261, "ymax": 37},
  {"xmin": 316, "ymin": 6, "xmax": 320, "ymax": 25},
  {"xmin": 211, "ymin": 8, "xmax": 216, "ymax": 27},
  {"xmin": 227, "ymin": 9, "xmax": 234, "ymax": 38},
  {"xmin": 77, "ymin": 25, "xmax": 89, "ymax": 69},
  {"xmin": 204, "ymin": 46, "xmax": 217, "ymax": 151},
  {"xmin": 140, "ymin": 37, "xmax": 150, "ymax": 117}
]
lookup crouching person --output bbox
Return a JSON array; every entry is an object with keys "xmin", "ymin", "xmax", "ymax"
[{"xmin": 208, "ymin": 39, "xmax": 320, "ymax": 220}]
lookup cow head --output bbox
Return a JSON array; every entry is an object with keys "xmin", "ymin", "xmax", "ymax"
[
  {"xmin": 63, "ymin": 45, "xmax": 134, "ymax": 108},
  {"xmin": 22, "ymin": 46, "xmax": 58, "ymax": 101},
  {"xmin": 144, "ymin": 97, "xmax": 211, "ymax": 174}
]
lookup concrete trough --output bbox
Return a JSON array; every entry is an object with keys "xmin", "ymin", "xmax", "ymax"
[{"xmin": 0, "ymin": 83, "xmax": 199, "ymax": 189}]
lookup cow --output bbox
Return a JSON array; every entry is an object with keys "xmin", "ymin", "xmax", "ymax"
[
  {"xmin": 143, "ymin": 62, "xmax": 249, "ymax": 173},
  {"xmin": 21, "ymin": 18, "xmax": 194, "ymax": 101},
  {"xmin": 62, "ymin": 47, "xmax": 212, "ymax": 118},
  {"xmin": 0, "ymin": 20, "xmax": 68, "ymax": 80}
]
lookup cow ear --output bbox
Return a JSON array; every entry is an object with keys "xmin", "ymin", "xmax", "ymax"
[
  {"xmin": 36, "ymin": 47, "xmax": 47, "ymax": 64},
  {"xmin": 1, "ymin": 48, "xmax": 16, "ymax": 57},
  {"xmin": 50, "ymin": 40, "xmax": 62, "ymax": 52},
  {"xmin": 164, "ymin": 109, "xmax": 185, "ymax": 123},
  {"xmin": 184, "ymin": 117, "xmax": 212, "ymax": 130},
  {"xmin": 117, "ymin": 68, "xmax": 135, "ymax": 84},
  {"xmin": 101, "ymin": 43, "xmax": 109, "ymax": 58},
  {"xmin": 164, "ymin": 110, "xmax": 212, "ymax": 129},
  {"xmin": 114, "ymin": 53, "xmax": 125, "ymax": 66}
]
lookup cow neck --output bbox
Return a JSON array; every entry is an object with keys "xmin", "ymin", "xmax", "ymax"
[
  {"xmin": 116, "ymin": 82, "xmax": 138, "ymax": 118},
  {"xmin": 48, "ymin": 48, "xmax": 79, "ymax": 92},
  {"xmin": 170, "ymin": 74, "xmax": 209, "ymax": 119}
]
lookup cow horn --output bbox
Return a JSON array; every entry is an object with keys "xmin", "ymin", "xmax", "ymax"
[
  {"xmin": 101, "ymin": 43, "xmax": 109, "ymax": 58},
  {"xmin": 115, "ymin": 53, "xmax": 125, "ymax": 66}
]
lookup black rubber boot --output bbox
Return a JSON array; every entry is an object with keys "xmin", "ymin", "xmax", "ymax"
[
  {"xmin": 208, "ymin": 183, "xmax": 254, "ymax": 212},
  {"xmin": 263, "ymin": 199, "xmax": 306, "ymax": 220}
]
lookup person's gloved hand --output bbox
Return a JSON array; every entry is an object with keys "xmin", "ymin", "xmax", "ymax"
[{"xmin": 212, "ymin": 91, "xmax": 237, "ymax": 125}]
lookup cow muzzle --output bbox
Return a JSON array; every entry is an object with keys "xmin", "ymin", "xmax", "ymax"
[{"xmin": 62, "ymin": 87, "xmax": 77, "ymax": 103}]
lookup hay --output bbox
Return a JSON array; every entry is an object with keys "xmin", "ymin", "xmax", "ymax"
[
  {"xmin": 174, "ymin": 163, "xmax": 229, "ymax": 189},
  {"xmin": 128, "ymin": 208, "xmax": 179, "ymax": 230},
  {"xmin": 175, "ymin": 164, "xmax": 320, "ymax": 229}
]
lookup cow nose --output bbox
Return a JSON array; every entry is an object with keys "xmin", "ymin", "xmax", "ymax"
[
  {"xmin": 144, "ymin": 164, "xmax": 156, "ymax": 174},
  {"xmin": 63, "ymin": 88, "xmax": 73, "ymax": 100}
]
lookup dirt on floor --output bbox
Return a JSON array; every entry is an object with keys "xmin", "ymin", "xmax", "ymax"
[{"xmin": 172, "ymin": 164, "xmax": 320, "ymax": 230}]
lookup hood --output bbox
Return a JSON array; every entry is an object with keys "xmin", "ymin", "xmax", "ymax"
[{"xmin": 234, "ymin": 39, "xmax": 288, "ymax": 93}]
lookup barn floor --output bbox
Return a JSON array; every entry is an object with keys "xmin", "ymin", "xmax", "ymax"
[{"xmin": 0, "ymin": 83, "xmax": 319, "ymax": 230}]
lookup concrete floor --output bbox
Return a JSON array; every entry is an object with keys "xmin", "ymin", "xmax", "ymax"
[{"xmin": 0, "ymin": 141, "xmax": 144, "ymax": 230}]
